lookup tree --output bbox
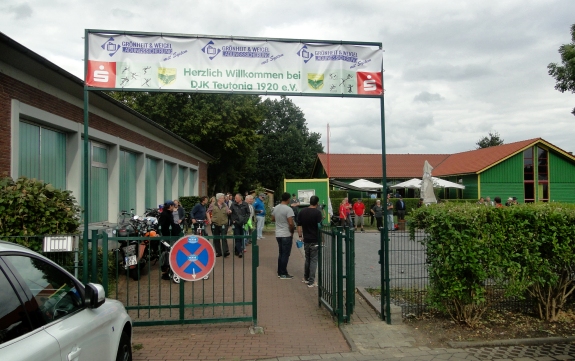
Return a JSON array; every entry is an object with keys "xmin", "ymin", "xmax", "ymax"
[
  {"xmin": 109, "ymin": 92, "xmax": 263, "ymax": 193},
  {"xmin": 476, "ymin": 131, "xmax": 504, "ymax": 149},
  {"xmin": 255, "ymin": 97, "xmax": 324, "ymax": 194},
  {"xmin": 548, "ymin": 24, "xmax": 575, "ymax": 116}
]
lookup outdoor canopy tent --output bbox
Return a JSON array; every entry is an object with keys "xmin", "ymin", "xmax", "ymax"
[
  {"xmin": 348, "ymin": 178, "xmax": 384, "ymax": 190},
  {"xmin": 390, "ymin": 177, "xmax": 465, "ymax": 190}
]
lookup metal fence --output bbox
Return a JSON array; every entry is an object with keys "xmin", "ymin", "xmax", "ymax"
[
  {"xmin": 101, "ymin": 231, "xmax": 259, "ymax": 327},
  {"xmin": 382, "ymin": 228, "xmax": 534, "ymax": 318},
  {"xmin": 318, "ymin": 225, "xmax": 355, "ymax": 324}
]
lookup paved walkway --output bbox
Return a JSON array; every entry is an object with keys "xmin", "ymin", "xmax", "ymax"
[
  {"xmin": 132, "ymin": 233, "xmax": 349, "ymax": 360},
  {"xmin": 131, "ymin": 232, "xmax": 575, "ymax": 361}
]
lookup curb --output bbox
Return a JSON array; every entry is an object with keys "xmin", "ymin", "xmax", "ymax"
[
  {"xmin": 356, "ymin": 286, "xmax": 382, "ymax": 317},
  {"xmin": 357, "ymin": 287, "xmax": 575, "ymax": 349},
  {"xmin": 449, "ymin": 336, "xmax": 575, "ymax": 348},
  {"xmin": 338, "ymin": 325, "xmax": 359, "ymax": 352}
]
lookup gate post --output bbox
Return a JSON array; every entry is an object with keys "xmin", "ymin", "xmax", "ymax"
[
  {"xmin": 336, "ymin": 227, "xmax": 344, "ymax": 325},
  {"xmin": 251, "ymin": 230, "xmax": 258, "ymax": 326}
]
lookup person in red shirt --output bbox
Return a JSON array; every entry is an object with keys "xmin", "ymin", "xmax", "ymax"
[
  {"xmin": 353, "ymin": 199, "xmax": 366, "ymax": 232},
  {"xmin": 339, "ymin": 198, "xmax": 352, "ymax": 227}
]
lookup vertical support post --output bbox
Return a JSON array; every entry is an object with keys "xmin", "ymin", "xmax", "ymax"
[
  {"xmin": 251, "ymin": 230, "xmax": 258, "ymax": 326},
  {"xmin": 82, "ymin": 29, "xmax": 91, "ymax": 285},
  {"xmin": 318, "ymin": 226, "xmax": 324, "ymax": 307},
  {"xmin": 91, "ymin": 229, "xmax": 98, "ymax": 283},
  {"xmin": 336, "ymin": 228, "xmax": 344, "ymax": 325},
  {"xmin": 379, "ymin": 76, "xmax": 391, "ymax": 323},
  {"xmin": 102, "ymin": 232, "xmax": 109, "ymax": 296},
  {"xmin": 180, "ymin": 279, "xmax": 185, "ymax": 323}
]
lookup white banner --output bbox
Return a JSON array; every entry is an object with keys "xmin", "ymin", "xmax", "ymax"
[{"xmin": 86, "ymin": 33, "xmax": 383, "ymax": 96}]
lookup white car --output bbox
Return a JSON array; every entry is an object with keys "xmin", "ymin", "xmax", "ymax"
[{"xmin": 0, "ymin": 241, "xmax": 132, "ymax": 361}]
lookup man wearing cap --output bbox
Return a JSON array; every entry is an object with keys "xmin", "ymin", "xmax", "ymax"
[
  {"xmin": 254, "ymin": 193, "xmax": 266, "ymax": 239},
  {"xmin": 353, "ymin": 198, "xmax": 366, "ymax": 232},
  {"xmin": 395, "ymin": 195, "xmax": 406, "ymax": 222}
]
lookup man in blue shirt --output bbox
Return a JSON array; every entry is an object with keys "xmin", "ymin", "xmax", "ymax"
[{"xmin": 254, "ymin": 193, "xmax": 266, "ymax": 239}]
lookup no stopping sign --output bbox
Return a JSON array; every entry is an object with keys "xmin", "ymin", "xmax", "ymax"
[{"xmin": 169, "ymin": 235, "xmax": 216, "ymax": 281}]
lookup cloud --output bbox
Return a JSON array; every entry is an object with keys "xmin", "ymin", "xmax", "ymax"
[
  {"xmin": 8, "ymin": 3, "xmax": 32, "ymax": 19},
  {"xmin": 414, "ymin": 91, "xmax": 444, "ymax": 103},
  {"xmin": 403, "ymin": 63, "xmax": 495, "ymax": 82},
  {"xmin": 111, "ymin": 8, "xmax": 135, "ymax": 18}
]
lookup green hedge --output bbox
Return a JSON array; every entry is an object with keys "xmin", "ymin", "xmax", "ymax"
[
  {"xmin": 178, "ymin": 196, "xmax": 201, "ymax": 213},
  {"xmin": 409, "ymin": 202, "xmax": 575, "ymax": 325}
]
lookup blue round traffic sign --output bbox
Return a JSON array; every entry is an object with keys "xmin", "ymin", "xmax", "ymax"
[{"xmin": 169, "ymin": 235, "xmax": 215, "ymax": 281}]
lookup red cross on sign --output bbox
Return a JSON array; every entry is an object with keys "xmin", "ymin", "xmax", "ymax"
[{"xmin": 169, "ymin": 235, "xmax": 216, "ymax": 281}]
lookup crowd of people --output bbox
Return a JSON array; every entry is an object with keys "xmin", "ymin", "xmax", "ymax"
[{"xmin": 477, "ymin": 196, "xmax": 519, "ymax": 207}]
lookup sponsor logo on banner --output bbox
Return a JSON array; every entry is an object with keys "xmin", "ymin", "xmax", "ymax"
[
  {"xmin": 297, "ymin": 45, "xmax": 314, "ymax": 63},
  {"xmin": 100, "ymin": 37, "xmax": 121, "ymax": 57},
  {"xmin": 307, "ymin": 73, "xmax": 324, "ymax": 90},
  {"xmin": 99, "ymin": 37, "xmax": 173, "ymax": 58},
  {"xmin": 314, "ymin": 50, "xmax": 358, "ymax": 63},
  {"xmin": 202, "ymin": 40, "xmax": 271, "ymax": 61},
  {"xmin": 202, "ymin": 41, "xmax": 221, "ymax": 60},
  {"xmin": 356, "ymin": 72, "xmax": 382, "ymax": 95},
  {"xmin": 86, "ymin": 61, "xmax": 117, "ymax": 87},
  {"xmin": 158, "ymin": 68, "xmax": 177, "ymax": 86}
]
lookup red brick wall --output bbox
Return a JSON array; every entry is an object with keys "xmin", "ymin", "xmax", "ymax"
[{"xmin": 0, "ymin": 72, "xmax": 208, "ymax": 191}]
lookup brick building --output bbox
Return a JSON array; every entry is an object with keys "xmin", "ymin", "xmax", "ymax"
[{"xmin": 0, "ymin": 32, "xmax": 212, "ymax": 224}]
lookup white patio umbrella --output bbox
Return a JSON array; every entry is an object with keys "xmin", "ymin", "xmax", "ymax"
[
  {"xmin": 349, "ymin": 178, "xmax": 384, "ymax": 190},
  {"xmin": 390, "ymin": 178, "xmax": 422, "ymax": 189},
  {"xmin": 431, "ymin": 177, "xmax": 465, "ymax": 190},
  {"xmin": 421, "ymin": 160, "xmax": 437, "ymax": 204},
  {"xmin": 390, "ymin": 177, "xmax": 465, "ymax": 190}
]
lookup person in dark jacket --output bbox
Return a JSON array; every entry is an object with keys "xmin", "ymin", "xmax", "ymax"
[
  {"xmin": 190, "ymin": 196, "xmax": 209, "ymax": 235},
  {"xmin": 229, "ymin": 193, "xmax": 250, "ymax": 257},
  {"xmin": 158, "ymin": 200, "xmax": 181, "ymax": 280},
  {"xmin": 159, "ymin": 200, "xmax": 181, "ymax": 236},
  {"xmin": 395, "ymin": 195, "xmax": 406, "ymax": 221}
]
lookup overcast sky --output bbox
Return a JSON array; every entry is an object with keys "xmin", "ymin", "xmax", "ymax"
[{"xmin": 1, "ymin": 0, "xmax": 574, "ymax": 155}]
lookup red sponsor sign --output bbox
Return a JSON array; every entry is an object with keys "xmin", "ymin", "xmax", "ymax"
[
  {"xmin": 86, "ymin": 61, "xmax": 116, "ymax": 88},
  {"xmin": 356, "ymin": 71, "xmax": 382, "ymax": 95}
]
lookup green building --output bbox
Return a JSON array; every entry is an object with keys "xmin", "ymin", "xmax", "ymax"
[{"xmin": 310, "ymin": 138, "xmax": 575, "ymax": 203}]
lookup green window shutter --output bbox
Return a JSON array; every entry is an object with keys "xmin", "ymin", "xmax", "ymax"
[
  {"xmin": 164, "ymin": 162, "xmax": 173, "ymax": 202},
  {"xmin": 178, "ymin": 166, "xmax": 185, "ymax": 197},
  {"xmin": 40, "ymin": 127, "xmax": 66, "ymax": 190},
  {"xmin": 119, "ymin": 150, "xmax": 137, "ymax": 212},
  {"xmin": 146, "ymin": 157, "xmax": 158, "ymax": 209},
  {"xmin": 90, "ymin": 166, "xmax": 108, "ymax": 222},
  {"xmin": 90, "ymin": 143, "xmax": 108, "ymax": 223},
  {"xmin": 19, "ymin": 122, "xmax": 66, "ymax": 190},
  {"xmin": 189, "ymin": 169, "xmax": 196, "ymax": 196},
  {"xmin": 19, "ymin": 122, "xmax": 40, "ymax": 180}
]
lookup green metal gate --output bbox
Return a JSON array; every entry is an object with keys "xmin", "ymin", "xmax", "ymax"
[
  {"xmin": 318, "ymin": 225, "xmax": 355, "ymax": 324},
  {"xmin": 85, "ymin": 231, "xmax": 259, "ymax": 327}
]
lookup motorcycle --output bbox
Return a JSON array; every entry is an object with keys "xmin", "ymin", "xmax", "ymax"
[{"xmin": 114, "ymin": 210, "xmax": 159, "ymax": 281}]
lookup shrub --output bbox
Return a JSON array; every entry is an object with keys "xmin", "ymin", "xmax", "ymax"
[
  {"xmin": 0, "ymin": 177, "xmax": 81, "ymax": 247},
  {"xmin": 409, "ymin": 202, "xmax": 575, "ymax": 324}
]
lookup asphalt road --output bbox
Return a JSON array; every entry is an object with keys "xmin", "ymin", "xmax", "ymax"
[{"xmin": 353, "ymin": 230, "xmax": 428, "ymax": 289}]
